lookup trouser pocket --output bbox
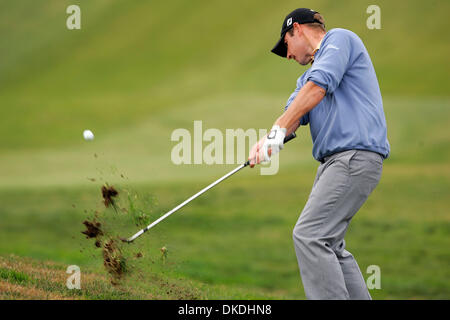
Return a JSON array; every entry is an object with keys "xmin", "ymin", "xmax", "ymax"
[{"xmin": 349, "ymin": 151, "xmax": 383, "ymax": 197}]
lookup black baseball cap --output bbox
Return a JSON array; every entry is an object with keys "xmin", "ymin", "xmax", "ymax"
[{"xmin": 271, "ymin": 8, "xmax": 322, "ymax": 58}]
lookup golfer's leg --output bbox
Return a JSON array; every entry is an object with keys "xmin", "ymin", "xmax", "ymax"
[
  {"xmin": 334, "ymin": 150, "xmax": 383, "ymax": 299},
  {"xmin": 293, "ymin": 150, "xmax": 383, "ymax": 299},
  {"xmin": 293, "ymin": 152, "xmax": 355, "ymax": 300},
  {"xmin": 336, "ymin": 245, "xmax": 371, "ymax": 300}
]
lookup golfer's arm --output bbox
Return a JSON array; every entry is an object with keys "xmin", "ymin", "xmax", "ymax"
[
  {"xmin": 286, "ymin": 120, "xmax": 301, "ymax": 136},
  {"xmin": 275, "ymin": 81, "xmax": 326, "ymax": 135}
]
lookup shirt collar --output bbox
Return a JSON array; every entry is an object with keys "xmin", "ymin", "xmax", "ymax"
[{"xmin": 311, "ymin": 36, "xmax": 325, "ymax": 64}]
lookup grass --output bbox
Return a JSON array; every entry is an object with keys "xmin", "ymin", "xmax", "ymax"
[
  {"xmin": 0, "ymin": 254, "xmax": 198, "ymax": 299},
  {"xmin": 1, "ymin": 1, "xmax": 449, "ymax": 151},
  {"xmin": 0, "ymin": 150, "xmax": 449, "ymax": 299},
  {"xmin": 0, "ymin": 268, "xmax": 30, "ymax": 285},
  {"xmin": 0, "ymin": 253, "xmax": 283, "ymax": 300},
  {"xmin": 0, "ymin": 0, "xmax": 449, "ymax": 299}
]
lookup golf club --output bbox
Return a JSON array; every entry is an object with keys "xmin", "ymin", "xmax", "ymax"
[{"xmin": 121, "ymin": 132, "xmax": 297, "ymax": 243}]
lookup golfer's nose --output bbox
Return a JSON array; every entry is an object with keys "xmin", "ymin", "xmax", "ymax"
[{"xmin": 287, "ymin": 51, "xmax": 293, "ymax": 60}]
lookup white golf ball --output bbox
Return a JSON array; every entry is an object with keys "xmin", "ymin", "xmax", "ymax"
[{"xmin": 83, "ymin": 130, "xmax": 94, "ymax": 141}]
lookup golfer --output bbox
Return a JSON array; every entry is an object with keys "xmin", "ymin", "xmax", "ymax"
[{"xmin": 248, "ymin": 8, "xmax": 390, "ymax": 300}]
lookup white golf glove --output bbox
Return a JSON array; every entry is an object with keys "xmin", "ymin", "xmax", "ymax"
[{"xmin": 261, "ymin": 125, "xmax": 287, "ymax": 163}]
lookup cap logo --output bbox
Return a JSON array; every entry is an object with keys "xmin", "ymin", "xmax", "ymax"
[{"xmin": 286, "ymin": 17, "xmax": 292, "ymax": 27}]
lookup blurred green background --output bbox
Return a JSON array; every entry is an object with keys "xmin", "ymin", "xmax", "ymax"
[{"xmin": 0, "ymin": 0, "xmax": 449, "ymax": 299}]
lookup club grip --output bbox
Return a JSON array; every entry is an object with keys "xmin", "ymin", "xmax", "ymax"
[
  {"xmin": 244, "ymin": 132, "xmax": 297, "ymax": 166},
  {"xmin": 283, "ymin": 132, "xmax": 297, "ymax": 144}
]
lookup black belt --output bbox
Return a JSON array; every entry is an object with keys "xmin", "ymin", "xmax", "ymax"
[{"xmin": 319, "ymin": 150, "xmax": 384, "ymax": 164}]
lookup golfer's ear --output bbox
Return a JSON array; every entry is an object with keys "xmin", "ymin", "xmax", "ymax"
[{"xmin": 296, "ymin": 23, "xmax": 304, "ymax": 36}]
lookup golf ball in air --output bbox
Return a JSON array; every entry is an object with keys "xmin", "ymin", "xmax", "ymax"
[{"xmin": 83, "ymin": 130, "xmax": 94, "ymax": 141}]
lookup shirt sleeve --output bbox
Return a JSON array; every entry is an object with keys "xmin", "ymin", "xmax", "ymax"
[{"xmin": 307, "ymin": 31, "xmax": 352, "ymax": 94}]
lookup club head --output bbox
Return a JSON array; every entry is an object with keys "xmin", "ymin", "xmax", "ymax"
[{"xmin": 119, "ymin": 237, "xmax": 133, "ymax": 244}]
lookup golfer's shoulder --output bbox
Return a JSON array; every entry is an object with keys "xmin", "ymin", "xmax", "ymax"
[{"xmin": 324, "ymin": 28, "xmax": 363, "ymax": 48}]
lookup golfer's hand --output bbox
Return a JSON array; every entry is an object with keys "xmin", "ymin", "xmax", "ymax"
[
  {"xmin": 248, "ymin": 135, "xmax": 266, "ymax": 168},
  {"xmin": 248, "ymin": 125, "xmax": 287, "ymax": 167},
  {"xmin": 262, "ymin": 125, "xmax": 286, "ymax": 162}
]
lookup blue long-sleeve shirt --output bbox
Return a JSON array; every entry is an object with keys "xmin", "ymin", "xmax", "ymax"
[{"xmin": 285, "ymin": 28, "xmax": 390, "ymax": 162}]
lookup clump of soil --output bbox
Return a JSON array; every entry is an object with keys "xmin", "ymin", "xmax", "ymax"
[
  {"xmin": 81, "ymin": 220, "xmax": 128, "ymax": 284},
  {"xmin": 80, "ymin": 185, "xmax": 130, "ymax": 285},
  {"xmin": 81, "ymin": 220, "xmax": 103, "ymax": 239},
  {"xmin": 102, "ymin": 185, "xmax": 118, "ymax": 208},
  {"xmin": 81, "ymin": 183, "xmax": 161, "ymax": 286},
  {"xmin": 102, "ymin": 238, "xmax": 127, "ymax": 284}
]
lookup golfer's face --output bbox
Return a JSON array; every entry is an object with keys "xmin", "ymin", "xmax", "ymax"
[{"xmin": 284, "ymin": 27, "xmax": 313, "ymax": 65}]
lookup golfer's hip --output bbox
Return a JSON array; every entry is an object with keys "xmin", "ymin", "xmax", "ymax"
[
  {"xmin": 320, "ymin": 149, "xmax": 384, "ymax": 166},
  {"xmin": 320, "ymin": 149, "xmax": 383, "ymax": 200},
  {"xmin": 297, "ymin": 149, "xmax": 383, "ymax": 240}
]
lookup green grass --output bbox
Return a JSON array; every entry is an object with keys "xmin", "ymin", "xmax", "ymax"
[
  {"xmin": 0, "ymin": 0, "xmax": 449, "ymax": 151},
  {"xmin": 0, "ymin": 0, "xmax": 449, "ymax": 299},
  {"xmin": 0, "ymin": 268, "xmax": 30, "ymax": 285},
  {"xmin": 0, "ymin": 153, "xmax": 449, "ymax": 299}
]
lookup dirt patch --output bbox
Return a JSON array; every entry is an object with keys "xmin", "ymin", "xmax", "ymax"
[
  {"xmin": 81, "ymin": 220, "xmax": 103, "ymax": 239},
  {"xmin": 80, "ymin": 184, "xmax": 190, "ymax": 293},
  {"xmin": 102, "ymin": 185, "xmax": 118, "ymax": 208},
  {"xmin": 148, "ymin": 274, "xmax": 200, "ymax": 300},
  {"xmin": 102, "ymin": 238, "xmax": 127, "ymax": 285},
  {"xmin": 81, "ymin": 222, "xmax": 127, "ymax": 285},
  {"xmin": 81, "ymin": 185, "xmax": 131, "ymax": 285}
]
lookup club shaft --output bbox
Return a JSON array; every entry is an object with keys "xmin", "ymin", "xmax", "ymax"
[
  {"xmin": 126, "ymin": 132, "xmax": 296, "ymax": 242},
  {"xmin": 127, "ymin": 163, "xmax": 246, "ymax": 242}
]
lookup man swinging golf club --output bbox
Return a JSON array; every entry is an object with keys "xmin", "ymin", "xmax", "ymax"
[{"xmin": 248, "ymin": 8, "xmax": 390, "ymax": 300}]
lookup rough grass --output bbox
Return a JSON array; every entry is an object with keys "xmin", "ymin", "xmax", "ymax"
[
  {"xmin": 0, "ymin": 255, "xmax": 204, "ymax": 300},
  {"xmin": 0, "ymin": 253, "xmax": 284, "ymax": 300}
]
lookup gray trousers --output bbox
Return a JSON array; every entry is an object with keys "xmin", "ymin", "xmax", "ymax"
[{"xmin": 293, "ymin": 149, "xmax": 383, "ymax": 300}]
